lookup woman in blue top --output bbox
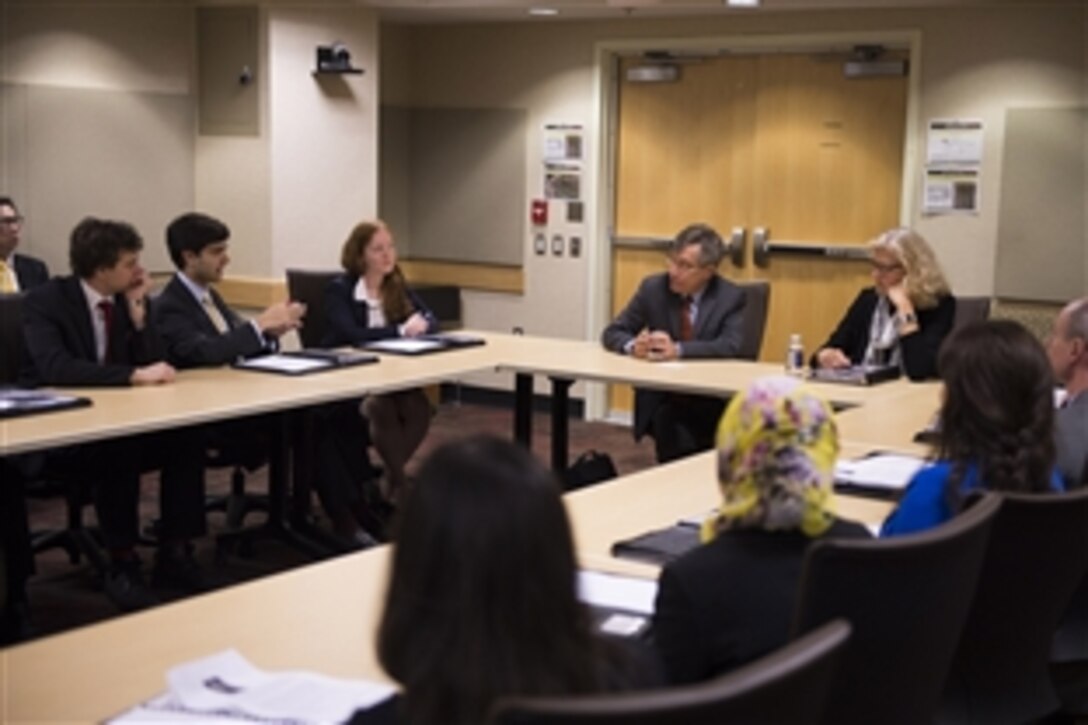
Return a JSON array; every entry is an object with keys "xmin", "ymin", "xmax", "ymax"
[
  {"xmin": 324, "ymin": 221, "xmax": 439, "ymax": 506},
  {"xmin": 882, "ymin": 320, "xmax": 1063, "ymax": 536}
]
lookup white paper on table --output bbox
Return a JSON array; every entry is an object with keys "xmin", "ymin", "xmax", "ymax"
[
  {"xmin": 834, "ymin": 453, "xmax": 928, "ymax": 491},
  {"xmin": 365, "ymin": 338, "xmax": 445, "ymax": 354},
  {"xmin": 235, "ymin": 354, "xmax": 331, "ymax": 374},
  {"xmin": 577, "ymin": 570, "xmax": 658, "ymax": 615},
  {"xmin": 110, "ymin": 650, "xmax": 396, "ymax": 724}
]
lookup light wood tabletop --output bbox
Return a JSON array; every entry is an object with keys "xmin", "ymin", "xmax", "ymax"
[{"xmin": 0, "ymin": 330, "xmax": 939, "ymax": 723}]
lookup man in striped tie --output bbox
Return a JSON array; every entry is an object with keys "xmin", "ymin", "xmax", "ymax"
[{"xmin": 155, "ymin": 213, "xmax": 381, "ymax": 549}]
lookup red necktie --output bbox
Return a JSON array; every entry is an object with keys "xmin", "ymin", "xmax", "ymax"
[
  {"xmin": 97, "ymin": 299, "xmax": 114, "ymax": 363},
  {"xmin": 679, "ymin": 297, "xmax": 693, "ymax": 342}
]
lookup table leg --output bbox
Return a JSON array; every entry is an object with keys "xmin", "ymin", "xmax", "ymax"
[
  {"xmin": 549, "ymin": 377, "xmax": 574, "ymax": 473},
  {"xmin": 514, "ymin": 372, "xmax": 533, "ymax": 448}
]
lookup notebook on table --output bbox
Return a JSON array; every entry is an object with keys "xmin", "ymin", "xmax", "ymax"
[
  {"xmin": 611, "ymin": 520, "xmax": 702, "ymax": 566},
  {"xmin": 233, "ymin": 349, "xmax": 378, "ymax": 376},
  {"xmin": 810, "ymin": 364, "xmax": 901, "ymax": 386},
  {"xmin": 360, "ymin": 333, "xmax": 486, "ymax": 356},
  {"xmin": 0, "ymin": 387, "xmax": 92, "ymax": 419},
  {"xmin": 833, "ymin": 451, "xmax": 927, "ymax": 498},
  {"xmin": 577, "ymin": 570, "xmax": 658, "ymax": 640}
]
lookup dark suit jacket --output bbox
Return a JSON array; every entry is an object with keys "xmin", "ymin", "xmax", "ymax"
[
  {"xmin": 322, "ymin": 273, "xmax": 439, "ymax": 347},
  {"xmin": 813, "ymin": 287, "xmax": 956, "ymax": 381},
  {"xmin": 154, "ymin": 274, "xmax": 270, "ymax": 369},
  {"xmin": 601, "ymin": 273, "xmax": 746, "ymax": 438},
  {"xmin": 652, "ymin": 520, "xmax": 871, "ymax": 685},
  {"xmin": 13, "ymin": 254, "xmax": 49, "ymax": 291},
  {"xmin": 1055, "ymin": 392, "xmax": 1087, "ymax": 489},
  {"xmin": 20, "ymin": 275, "xmax": 163, "ymax": 387}
]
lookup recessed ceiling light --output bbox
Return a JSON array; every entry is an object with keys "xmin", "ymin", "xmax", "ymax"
[
  {"xmin": 726, "ymin": 0, "xmax": 760, "ymax": 7},
  {"xmin": 529, "ymin": 7, "xmax": 559, "ymax": 16}
]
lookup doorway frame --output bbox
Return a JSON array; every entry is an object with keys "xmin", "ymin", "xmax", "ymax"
[{"xmin": 584, "ymin": 29, "xmax": 922, "ymax": 423}]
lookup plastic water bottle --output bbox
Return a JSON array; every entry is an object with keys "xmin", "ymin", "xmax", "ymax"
[{"xmin": 786, "ymin": 333, "xmax": 804, "ymax": 376}]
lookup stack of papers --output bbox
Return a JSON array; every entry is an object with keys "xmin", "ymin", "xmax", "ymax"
[
  {"xmin": 109, "ymin": 650, "xmax": 396, "ymax": 724},
  {"xmin": 834, "ymin": 453, "xmax": 928, "ymax": 494},
  {"xmin": 577, "ymin": 570, "xmax": 658, "ymax": 639}
]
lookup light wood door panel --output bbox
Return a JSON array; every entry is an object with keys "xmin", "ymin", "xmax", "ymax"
[
  {"xmin": 608, "ymin": 51, "xmax": 908, "ymax": 416},
  {"xmin": 752, "ymin": 53, "xmax": 907, "ymax": 359}
]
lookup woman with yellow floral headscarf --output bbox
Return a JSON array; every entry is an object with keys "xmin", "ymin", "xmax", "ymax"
[{"xmin": 652, "ymin": 376, "xmax": 871, "ymax": 685}]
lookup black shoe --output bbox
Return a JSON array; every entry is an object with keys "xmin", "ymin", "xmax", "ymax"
[
  {"xmin": 103, "ymin": 561, "xmax": 159, "ymax": 612},
  {"xmin": 152, "ymin": 551, "xmax": 211, "ymax": 593}
]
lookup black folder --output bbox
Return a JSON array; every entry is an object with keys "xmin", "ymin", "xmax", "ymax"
[
  {"xmin": 232, "ymin": 349, "xmax": 378, "ymax": 376},
  {"xmin": 611, "ymin": 523, "xmax": 701, "ymax": 566},
  {"xmin": 0, "ymin": 387, "xmax": 92, "ymax": 419}
]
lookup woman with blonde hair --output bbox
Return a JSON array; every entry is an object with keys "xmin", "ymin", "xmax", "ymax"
[
  {"xmin": 813, "ymin": 227, "xmax": 955, "ymax": 380},
  {"xmin": 323, "ymin": 220, "xmax": 438, "ymax": 507},
  {"xmin": 652, "ymin": 376, "xmax": 870, "ymax": 685}
]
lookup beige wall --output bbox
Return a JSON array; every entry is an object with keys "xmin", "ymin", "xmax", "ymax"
[
  {"xmin": 383, "ymin": 5, "xmax": 1087, "ymax": 399},
  {"xmin": 0, "ymin": 3, "xmax": 194, "ymax": 273}
]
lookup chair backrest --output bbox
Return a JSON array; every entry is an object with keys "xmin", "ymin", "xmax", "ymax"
[
  {"xmin": 488, "ymin": 619, "xmax": 851, "ymax": 725},
  {"xmin": 0, "ymin": 292, "xmax": 26, "ymax": 384},
  {"xmin": 285, "ymin": 269, "xmax": 339, "ymax": 348},
  {"xmin": 791, "ymin": 492, "xmax": 1002, "ymax": 725},
  {"xmin": 736, "ymin": 280, "xmax": 770, "ymax": 361},
  {"xmin": 414, "ymin": 284, "xmax": 463, "ymax": 330},
  {"xmin": 952, "ymin": 296, "xmax": 991, "ymax": 330},
  {"xmin": 941, "ymin": 487, "xmax": 1088, "ymax": 724}
]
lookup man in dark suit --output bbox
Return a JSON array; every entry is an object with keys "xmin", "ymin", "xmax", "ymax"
[
  {"xmin": 21, "ymin": 217, "xmax": 208, "ymax": 611},
  {"xmin": 602, "ymin": 223, "xmax": 746, "ymax": 463},
  {"xmin": 155, "ymin": 212, "xmax": 304, "ymax": 368},
  {"xmin": 154, "ymin": 213, "xmax": 379, "ymax": 548},
  {"xmin": 0, "ymin": 196, "xmax": 49, "ymax": 293},
  {"xmin": 1048, "ymin": 297, "xmax": 1088, "ymax": 488}
]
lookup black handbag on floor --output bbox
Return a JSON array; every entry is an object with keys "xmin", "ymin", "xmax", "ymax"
[{"xmin": 564, "ymin": 450, "xmax": 618, "ymax": 491}]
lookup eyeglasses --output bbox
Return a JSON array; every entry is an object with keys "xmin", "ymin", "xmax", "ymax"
[
  {"xmin": 869, "ymin": 260, "xmax": 904, "ymax": 274},
  {"xmin": 0, "ymin": 215, "xmax": 24, "ymax": 227},
  {"xmin": 666, "ymin": 254, "xmax": 707, "ymax": 273}
]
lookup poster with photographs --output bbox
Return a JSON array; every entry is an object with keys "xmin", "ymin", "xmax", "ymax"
[
  {"xmin": 543, "ymin": 123, "xmax": 584, "ymax": 163},
  {"xmin": 544, "ymin": 163, "xmax": 581, "ymax": 200},
  {"xmin": 923, "ymin": 168, "xmax": 980, "ymax": 214}
]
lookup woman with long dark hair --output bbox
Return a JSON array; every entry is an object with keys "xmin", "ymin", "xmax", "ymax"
[
  {"xmin": 882, "ymin": 319, "xmax": 1063, "ymax": 536},
  {"xmin": 350, "ymin": 436, "xmax": 651, "ymax": 724},
  {"xmin": 324, "ymin": 221, "xmax": 437, "ymax": 506}
]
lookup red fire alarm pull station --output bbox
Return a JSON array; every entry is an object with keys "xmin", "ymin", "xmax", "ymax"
[{"xmin": 531, "ymin": 199, "xmax": 548, "ymax": 226}]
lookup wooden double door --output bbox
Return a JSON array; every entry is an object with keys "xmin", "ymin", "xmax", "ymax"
[{"xmin": 609, "ymin": 51, "xmax": 909, "ymax": 414}]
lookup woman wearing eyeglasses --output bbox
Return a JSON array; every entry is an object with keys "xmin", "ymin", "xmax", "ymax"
[{"xmin": 811, "ymin": 227, "xmax": 955, "ymax": 381}]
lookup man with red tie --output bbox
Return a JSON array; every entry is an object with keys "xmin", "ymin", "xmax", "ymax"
[
  {"xmin": 20, "ymin": 218, "xmax": 207, "ymax": 612},
  {"xmin": 602, "ymin": 223, "xmax": 747, "ymax": 463}
]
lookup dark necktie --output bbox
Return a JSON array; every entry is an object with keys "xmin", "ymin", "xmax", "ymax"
[
  {"xmin": 97, "ymin": 299, "xmax": 114, "ymax": 363},
  {"xmin": 679, "ymin": 296, "xmax": 693, "ymax": 342}
]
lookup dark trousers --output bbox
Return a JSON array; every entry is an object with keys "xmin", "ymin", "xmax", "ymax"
[
  {"xmin": 649, "ymin": 394, "xmax": 727, "ymax": 464},
  {"xmin": 49, "ymin": 427, "xmax": 207, "ymax": 551},
  {"xmin": 1, "ymin": 459, "xmax": 34, "ymax": 605},
  {"xmin": 311, "ymin": 399, "xmax": 380, "ymax": 515}
]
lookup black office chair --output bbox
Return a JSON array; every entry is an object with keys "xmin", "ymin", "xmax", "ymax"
[
  {"xmin": 939, "ymin": 487, "xmax": 1088, "ymax": 724},
  {"xmin": 285, "ymin": 268, "xmax": 339, "ymax": 348},
  {"xmin": 737, "ymin": 280, "xmax": 770, "ymax": 361},
  {"xmin": 792, "ymin": 492, "xmax": 1002, "ymax": 725},
  {"xmin": 952, "ymin": 296, "xmax": 990, "ymax": 330},
  {"xmin": 0, "ymin": 293, "xmax": 106, "ymax": 571},
  {"xmin": 488, "ymin": 619, "xmax": 851, "ymax": 725}
]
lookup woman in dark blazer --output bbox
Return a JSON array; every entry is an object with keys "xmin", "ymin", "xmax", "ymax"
[
  {"xmin": 323, "ymin": 220, "xmax": 438, "ymax": 506},
  {"xmin": 813, "ymin": 228, "xmax": 955, "ymax": 381},
  {"xmin": 652, "ymin": 376, "xmax": 870, "ymax": 685},
  {"xmin": 350, "ymin": 436, "xmax": 654, "ymax": 725}
]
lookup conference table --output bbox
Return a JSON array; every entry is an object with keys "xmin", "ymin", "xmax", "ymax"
[{"xmin": 0, "ymin": 331, "xmax": 940, "ymax": 723}]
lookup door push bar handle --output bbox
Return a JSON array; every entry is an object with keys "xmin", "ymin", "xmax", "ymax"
[
  {"xmin": 753, "ymin": 228, "xmax": 870, "ymax": 267},
  {"xmin": 613, "ymin": 227, "xmax": 746, "ymax": 268},
  {"xmin": 725, "ymin": 227, "xmax": 746, "ymax": 268}
]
